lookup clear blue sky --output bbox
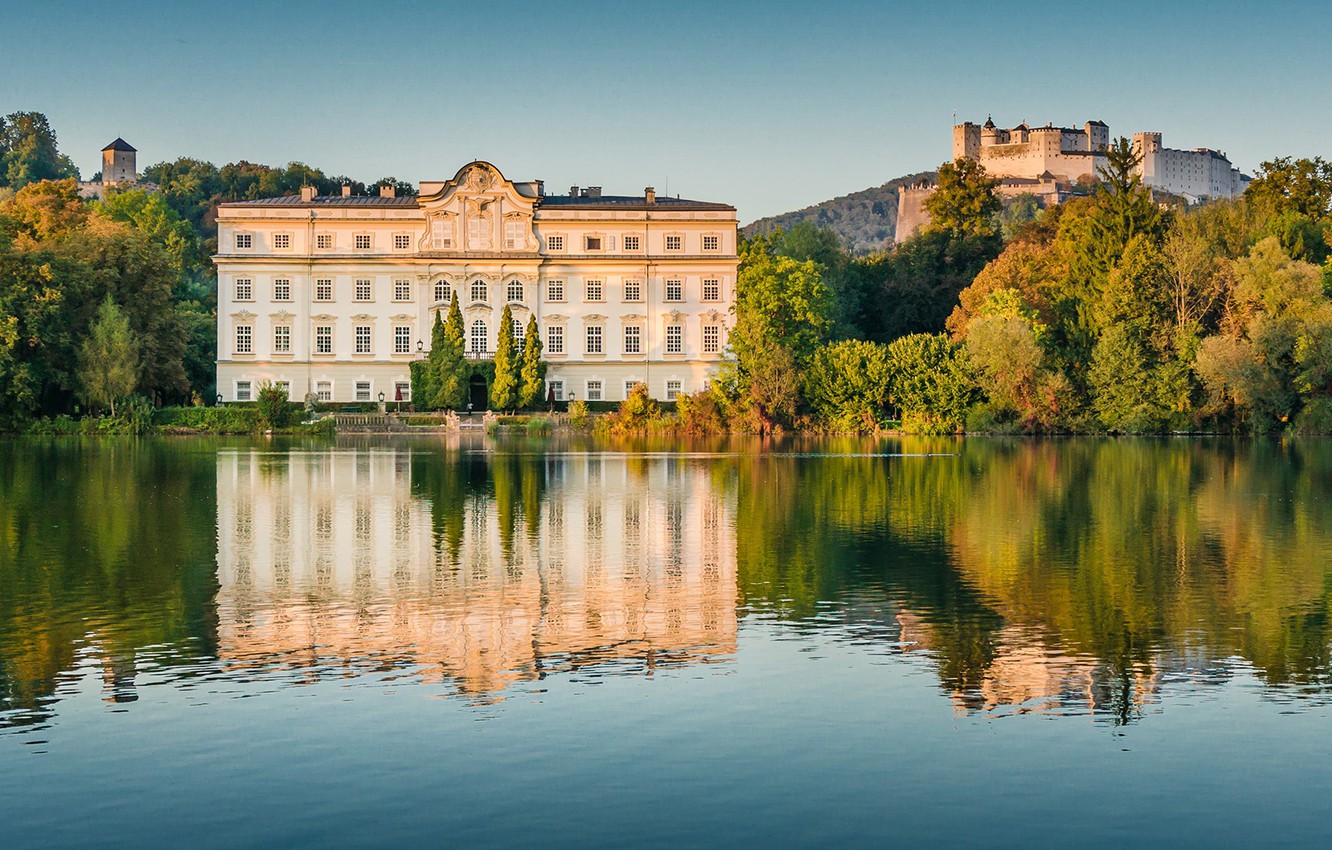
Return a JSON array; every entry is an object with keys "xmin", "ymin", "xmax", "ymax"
[{"xmin": 5, "ymin": 0, "xmax": 1329, "ymax": 222}]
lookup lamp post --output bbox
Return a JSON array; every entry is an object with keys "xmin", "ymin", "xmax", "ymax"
[
  {"xmin": 378, "ymin": 391, "xmax": 386, "ymax": 415},
  {"xmin": 216, "ymin": 392, "xmax": 223, "ymax": 406}
]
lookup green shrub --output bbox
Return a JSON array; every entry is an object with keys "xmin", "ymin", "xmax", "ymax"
[
  {"xmin": 1295, "ymin": 397, "xmax": 1332, "ymax": 434},
  {"xmin": 568, "ymin": 399, "xmax": 591, "ymax": 429},
  {"xmin": 965, "ymin": 402, "xmax": 1021, "ymax": 434}
]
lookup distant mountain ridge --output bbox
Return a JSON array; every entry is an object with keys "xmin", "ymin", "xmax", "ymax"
[{"xmin": 743, "ymin": 170, "xmax": 936, "ymax": 255}]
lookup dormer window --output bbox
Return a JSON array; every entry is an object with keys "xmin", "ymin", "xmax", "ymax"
[
  {"xmin": 235, "ymin": 233, "xmax": 252, "ymax": 250},
  {"xmin": 665, "ymin": 235, "xmax": 682, "ymax": 251},
  {"xmin": 316, "ymin": 233, "xmax": 333, "ymax": 249},
  {"xmin": 354, "ymin": 234, "xmax": 372, "ymax": 250},
  {"xmin": 393, "ymin": 233, "xmax": 411, "ymax": 251},
  {"xmin": 273, "ymin": 233, "xmax": 291, "ymax": 250},
  {"xmin": 703, "ymin": 234, "xmax": 720, "ymax": 252},
  {"xmin": 547, "ymin": 235, "xmax": 565, "ymax": 252}
]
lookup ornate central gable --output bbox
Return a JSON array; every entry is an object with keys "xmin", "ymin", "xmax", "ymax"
[{"xmin": 417, "ymin": 161, "xmax": 537, "ymax": 253}]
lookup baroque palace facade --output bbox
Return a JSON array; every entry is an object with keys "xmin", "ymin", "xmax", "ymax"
[{"xmin": 215, "ymin": 161, "xmax": 739, "ymax": 404}]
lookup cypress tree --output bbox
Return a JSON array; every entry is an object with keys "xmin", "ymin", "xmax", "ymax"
[
  {"xmin": 491, "ymin": 303, "xmax": 518, "ymax": 410},
  {"xmin": 518, "ymin": 315, "xmax": 545, "ymax": 409}
]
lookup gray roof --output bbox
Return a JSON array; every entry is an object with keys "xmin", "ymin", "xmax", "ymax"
[
  {"xmin": 219, "ymin": 195, "xmax": 419, "ymax": 208},
  {"xmin": 220, "ymin": 193, "xmax": 733, "ymax": 212},
  {"xmin": 538, "ymin": 195, "xmax": 734, "ymax": 211}
]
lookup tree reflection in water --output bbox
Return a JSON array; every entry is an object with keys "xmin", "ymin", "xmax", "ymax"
[{"xmin": 3, "ymin": 436, "xmax": 1332, "ymax": 731}]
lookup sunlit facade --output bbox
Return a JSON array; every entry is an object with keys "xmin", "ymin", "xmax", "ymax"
[{"xmin": 214, "ymin": 161, "xmax": 739, "ymax": 405}]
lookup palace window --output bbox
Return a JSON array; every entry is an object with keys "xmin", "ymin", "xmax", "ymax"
[
  {"xmin": 235, "ymin": 325, "xmax": 253, "ymax": 354},
  {"xmin": 547, "ymin": 279, "xmax": 565, "ymax": 301},
  {"xmin": 273, "ymin": 278, "xmax": 291, "ymax": 301},
  {"xmin": 702, "ymin": 278, "xmax": 720, "ymax": 301},
  {"xmin": 355, "ymin": 279, "xmax": 372, "ymax": 301},
  {"xmin": 315, "ymin": 278, "xmax": 332, "ymax": 301},
  {"xmin": 547, "ymin": 235, "xmax": 564, "ymax": 252},
  {"xmin": 316, "ymin": 233, "xmax": 333, "ymax": 249},
  {"xmin": 470, "ymin": 320, "xmax": 488, "ymax": 354},
  {"xmin": 434, "ymin": 280, "xmax": 449, "ymax": 303},
  {"xmin": 315, "ymin": 325, "xmax": 333, "ymax": 355},
  {"xmin": 666, "ymin": 324, "xmax": 683, "ymax": 354},
  {"xmin": 467, "ymin": 216, "xmax": 487, "ymax": 246},
  {"xmin": 235, "ymin": 278, "xmax": 253, "ymax": 301},
  {"xmin": 624, "ymin": 325, "xmax": 642, "ymax": 355},
  {"xmin": 273, "ymin": 233, "xmax": 291, "ymax": 249},
  {"xmin": 665, "ymin": 235, "xmax": 682, "ymax": 251},
  {"xmin": 431, "ymin": 219, "xmax": 453, "ymax": 249},
  {"xmin": 394, "ymin": 234, "xmax": 411, "ymax": 251},
  {"xmin": 273, "ymin": 325, "xmax": 291, "ymax": 353},
  {"xmin": 548, "ymin": 380, "xmax": 564, "ymax": 401},
  {"xmin": 355, "ymin": 325, "xmax": 371, "ymax": 354},
  {"xmin": 235, "ymin": 233, "xmax": 252, "ymax": 249},
  {"xmin": 236, "ymin": 380, "xmax": 252, "ymax": 401},
  {"xmin": 623, "ymin": 234, "xmax": 641, "ymax": 251},
  {"xmin": 547, "ymin": 325, "xmax": 564, "ymax": 354},
  {"xmin": 703, "ymin": 324, "xmax": 721, "ymax": 353},
  {"xmin": 394, "ymin": 279, "xmax": 412, "ymax": 302},
  {"xmin": 624, "ymin": 380, "xmax": 643, "ymax": 398},
  {"xmin": 394, "ymin": 325, "xmax": 411, "ymax": 355},
  {"xmin": 624, "ymin": 278, "xmax": 642, "ymax": 302},
  {"xmin": 586, "ymin": 279, "xmax": 603, "ymax": 301},
  {"xmin": 513, "ymin": 319, "xmax": 525, "ymax": 344},
  {"xmin": 667, "ymin": 380, "xmax": 682, "ymax": 401},
  {"xmin": 506, "ymin": 280, "xmax": 524, "ymax": 303},
  {"xmin": 665, "ymin": 279, "xmax": 683, "ymax": 302},
  {"xmin": 355, "ymin": 381, "xmax": 372, "ymax": 402},
  {"xmin": 471, "ymin": 280, "xmax": 488, "ymax": 303},
  {"xmin": 585, "ymin": 235, "xmax": 602, "ymax": 251},
  {"xmin": 316, "ymin": 380, "xmax": 332, "ymax": 402},
  {"xmin": 354, "ymin": 234, "xmax": 372, "ymax": 250},
  {"xmin": 703, "ymin": 235, "xmax": 720, "ymax": 252},
  {"xmin": 395, "ymin": 380, "xmax": 411, "ymax": 402},
  {"xmin": 504, "ymin": 221, "xmax": 526, "ymax": 249},
  {"xmin": 586, "ymin": 325, "xmax": 603, "ymax": 355},
  {"xmin": 586, "ymin": 380, "xmax": 603, "ymax": 401}
]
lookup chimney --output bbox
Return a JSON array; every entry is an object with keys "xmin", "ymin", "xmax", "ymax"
[
  {"xmin": 587, "ymin": 186, "xmax": 602, "ymax": 199},
  {"xmin": 300, "ymin": 185, "xmax": 316, "ymax": 202},
  {"xmin": 569, "ymin": 185, "xmax": 579, "ymax": 197},
  {"xmin": 580, "ymin": 188, "xmax": 588, "ymax": 198},
  {"xmin": 645, "ymin": 186, "xmax": 656, "ymax": 204},
  {"xmin": 341, "ymin": 184, "xmax": 352, "ymax": 198},
  {"xmin": 379, "ymin": 184, "xmax": 395, "ymax": 198},
  {"xmin": 535, "ymin": 179, "xmax": 544, "ymax": 197}
]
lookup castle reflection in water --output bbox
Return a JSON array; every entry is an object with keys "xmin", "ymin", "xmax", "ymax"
[{"xmin": 214, "ymin": 447, "xmax": 737, "ymax": 698}]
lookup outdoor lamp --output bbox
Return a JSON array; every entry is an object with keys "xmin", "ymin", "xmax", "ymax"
[
  {"xmin": 378, "ymin": 392, "xmax": 385, "ymax": 403},
  {"xmin": 216, "ymin": 393, "xmax": 223, "ymax": 405},
  {"xmin": 417, "ymin": 340, "xmax": 423, "ymax": 352}
]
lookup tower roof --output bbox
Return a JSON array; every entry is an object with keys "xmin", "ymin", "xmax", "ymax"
[{"xmin": 102, "ymin": 138, "xmax": 136, "ymax": 153}]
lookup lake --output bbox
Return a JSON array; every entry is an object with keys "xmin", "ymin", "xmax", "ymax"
[{"xmin": 2, "ymin": 435, "xmax": 1332, "ymax": 848}]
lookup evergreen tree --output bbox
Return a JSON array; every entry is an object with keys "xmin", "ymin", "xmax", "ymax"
[
  {"xmin": 445, "ymin": 291, "xmax": 465, "ymax": 350},
  {"xmin": 491, "ymin": 304, "xmax": 519, "ymax": 410},
  {"xmin": 78, "ymin": 296, "xmax": 139, "ymax": 416},
  {"xmin": 419, "ymin": 312, "xmax": 444, "ymax": 408},
  {"xmin": 518, "ymin": 315, "xmax": 545, "ymax": 408},
  {"xmin": 430, "ymin": 301, "xmax": 466, "ymax": 410}
]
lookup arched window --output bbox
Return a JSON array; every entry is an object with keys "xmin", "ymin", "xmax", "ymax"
[
  {"xmin": 470, "ymin": 320, "xmax": 488, "ymax": 354},
  {"xmin": 470, "ymin": 279, "xmax": 488, "ymax": 303},
  {"xmin": 506, "ymin": 280, "xmax": 524, "ymax": 303},
  {"xmin": 434, "ymin": 280, "xmax": 449, "ymax": 304},
  {"xmin": 513, "ymin": 319, "xmax": 525, "ymax": 344}
]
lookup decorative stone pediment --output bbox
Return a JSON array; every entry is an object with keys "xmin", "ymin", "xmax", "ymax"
[
  {"xmin": 623, "ymin": 313, "xmax": 646, "ymax": 321},
  {"xmin": 545, "ymin": 314, "xmax": 568, "ymax": 322},
  {"xmin": 270, "ymin": 310, "xmax": 296, "ymax": 322},
  {"xmin": 390, "ymin": 313, "xmax": 416, "ymax": 322},
  {"xmin": 311, "ymin": 313, "xmax": 336, "ymax": 322},
  {"xmin": 231, "ymin": 310, "xmax": 257, "ymax": 321},
  {"xmin": 416, "ymin": 161, "xmax": 536, "ymax": 254},
  {"xmin": 700, "ymin": 309, "xmax": 726, "ymax": 322},
  {"xmin": 663, "ymin": 310, "xmax": 685, "ymax": 323},
  {"xmin": 351, "ymin": 313, "xmax": 375, "ymax": 321},
  {"xmin": 585, "ymin": 313, "xmax": 607, "ymax": 322}
]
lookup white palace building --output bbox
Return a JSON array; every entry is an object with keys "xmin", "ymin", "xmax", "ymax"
[{"xmin": 215, "ymin": 161, "xmax": 739, "ymax": 405}]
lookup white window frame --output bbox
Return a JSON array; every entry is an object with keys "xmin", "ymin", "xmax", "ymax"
[
  {"xmin": 354, "ymin": 233, "xmax": 372, "ymax": 251},
  {"xmin": 506, "ymin": 280, "xmax": 524, "ymax": 303},
  {"xmin": 393, "ymin": 233, "xmax": 411, "ymax": 251},
  {"xmin": 315, "ymin": 325, "xmax": 333, "ymax": 355},
  {"xmin": 470, "ymin": 280, "xmax": 488, "ymax": 303},
  {"xmin": 546, "ymin": 234, "xmax": 565, "ymax": 252},
  {"xmin": 548, "ymin": 379, "xmax": 565, "ymax": 401},
  {"xmin": 235, "ymin": 324, "xmax": 253, "ymax": 355},
  {"xmin": 546, "ymin": 279, "xmax": 565, "ymax": 302},
  {"xmin": 664, "ymin": 234, "xmax": 682, "ymax": 252},
  {"xmin": 504, "ymin": 220, "xmax": 526, "ymax": 250},
  {"xmin": 235, "ymin": 278, "xmax": 253, "ymax": 301},
  {"xmin": 547, "ymin": 324, "xmax": 565, "ymax": 355},
  {"xmin": 585, "ymin": 379, "xmax": 603, "ymax": 401},
  {"xmin": 666, "ymin": 324, "xmax": 683, "ymax": 354},
  {"xmin": 273, "ymin": 278, "xmax": 291, "ymax": 301},
  {"xmin": 623, "ymin": 234, "xmax": 641, "ymax": 252},
  {"xmin": 585, "ymin": 279, "xmax": 603, "ymax": 302},
  {"xmin": 585, "ymin": 325, "xmax": 603, "ymax": 355},
  {"xmin": 315, "ymin": 278, "xmax": 333, "ymax": 301},
  {"xmin": 394, "ymin": 325, "xmax": 411, "ymax": 355},
  {"xmin": 624, "ymin": 278, "xmax": 642, "ymax": 302},
  {"xmin": 355, "ymin": 380, "xmax": 372, "ymax": 402},
  {"xmin": 273, "ymin": 324, "xmax": 291, "ymax": 354},
  {"xmin": 470, "ymin": 320, "xmax": 488, "ymax": 354},
  {"xmin": 394, "ymin": 380, "xmax": 412, "ymax": 402},
  {"xmin": 703, "ymin": 324, "xmax": 721, "ymax": 354},
  {"xmin": 355, "ymin": 325, "xmax": 372, "ymax": 355},
  {"xmin": 393, "ymin": 279, "xmax": 412, "ymax": 302},
  {"xmin": 273, "ymin": 233, "xmax": 292, "ymax": 250},
  {"xmin": 623, "ymin": 324, "xmax": 642, "ymax": 355},
  {"xmin": 702, "ymin": 278, "xmax": 720, "ymax": 302},
  {"xmin": 234, "ymin": 233, "xmax": 253, "ymax": 250},
  {"xmin": 702, "ymin": 234, "xmax": 720, "ymax": 252},
  {"xmin": 666, "ymin": 380, "xmax": 682, "ymax": 401},
  {"xmin": 355, "ymin": 279, "xmax": 372, "ymax": 302},
  {"xmin": 235, "ymin": 380, "xmax": 252, "ymax": 401},
  {"xmin": 315, "ymin": 233, "xmax": 333, "ymax": 250},
  {"xmin": 434, "ymin": 280, "xmax": 449, "ymax": 304},
  {"xmin": 316, "ymin": 380, "xmax": 332, "ymax": 402},
  {"xmin": 665, "ymin": 279, "xmax": 683, "ymax": 302}
]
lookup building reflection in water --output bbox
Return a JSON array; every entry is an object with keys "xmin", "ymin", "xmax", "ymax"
[{"xmin": 215, "ymin": 448, "xmax": 738, "ymax": 700}]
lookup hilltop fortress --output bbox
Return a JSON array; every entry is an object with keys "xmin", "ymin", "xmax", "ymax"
[{"xmin": 895, "ymin": 118, "xmax": 1249, "ymax": 243}]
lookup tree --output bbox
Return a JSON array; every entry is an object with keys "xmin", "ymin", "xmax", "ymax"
[
  {"xmin": 864, "ymin": 228, "xmax": 1002, "ymax": 342},
  {"xmin": 0, "ymin": 112, "xmax": 79, "ymax": 190},
  {"xmin": 804, "ymin": 339, "xmax": 893, "ymax": 431},
  {"xmin": 964, "ymin": 315, "xmax": 1045, "ymax": 414},
  {"xmin": 428, "ymin": 305, "xmax": 466, "ymax": 410},
  {"xmin": 732, "ymin": 245, "xmax": 831, "ymax": 366},
  {"xmin": 518, "ymin": 315, "xmax": 545, "ymax": 408},
  {"xmin": 78, "ymin": 296, "xmax": 139, "ymax": 416},
  {"xmin": 885, "ymin": 333, "xmax": 978, "ymax": 433},
  {"xmin": 445, "ymin": 291, "xmax": 466, "ymax": 349},
  {"xmin": 491, "ymin": 304, "xmax": 518, "ymax": 411},
  {"xmin": 924, "ymin": 158, "xmax": 1001, "ymax": 238},
  {"xmin": 1246, "ymin": 156, "xmax": 1332, "ymax": 223}
]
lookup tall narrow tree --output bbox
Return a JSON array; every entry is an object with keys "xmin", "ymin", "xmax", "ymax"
[
  {"xmin": 78, "ymin": 296, "xmax": 139, "ymax": 416},
  {"xmin": 491, "ymin": 303, "xmax": 519, "ymax": 410},
  {"xmin": 431, "ymin": 298, "xmax": 466, "ymax": 410},
  {"xmin": 518, "ymin": 315, "xmax": 545, "ymax": 408}
]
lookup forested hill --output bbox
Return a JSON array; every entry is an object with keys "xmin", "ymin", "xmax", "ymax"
[{"xmin": 743, "ymin": 170, "xmax": 935, "ymax": 254}]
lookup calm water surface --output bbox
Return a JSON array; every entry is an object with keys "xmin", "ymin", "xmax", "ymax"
[{"xmin": 2, "ymin": 435, "xmax": 1332, "ymax": 848}]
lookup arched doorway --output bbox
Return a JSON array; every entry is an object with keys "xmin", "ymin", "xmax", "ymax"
[{"xmin": 468, "ymin": 373, "xmax": 488, "ymax": 411}]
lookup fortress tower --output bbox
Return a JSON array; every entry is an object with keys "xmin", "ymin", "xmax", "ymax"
[{"xmin": 101, "ymin": 138, "xmax": 137, "ymax": 185}]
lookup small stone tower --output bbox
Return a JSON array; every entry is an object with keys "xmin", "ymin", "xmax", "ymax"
[{"xmin": 101, "ymin": 138, "xmax": 137, "ymax": 185}]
